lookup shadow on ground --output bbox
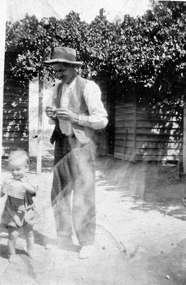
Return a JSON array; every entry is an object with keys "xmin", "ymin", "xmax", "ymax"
[{"xmin": 95, "ymin": 156, "xmax": 186, "ymax": 222}]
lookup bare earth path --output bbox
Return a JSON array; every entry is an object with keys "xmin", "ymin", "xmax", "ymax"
[{"xmin": 1, "ymin": 156, "xmax": 186, "ymax": 284}]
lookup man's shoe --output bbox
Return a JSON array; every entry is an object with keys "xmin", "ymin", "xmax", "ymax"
[{"xmin": 78, "ymin": 245, "xmax": 94, "ymax": 259}]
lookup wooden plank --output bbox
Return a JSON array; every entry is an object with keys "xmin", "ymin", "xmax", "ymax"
[
  {"xmin": 137, "ymin": 110, "xmax": 180, "ymax": 118},
  {"xmin": 133, "ymin": 94, "xmax": 137, "ymax": 162},
  {"xmin": 3, "ymin": 118, "xmax": 28, "ymax": 123},
  {"xmin": 115, "ymin": 118, "xmax": 134, "ymax": 123},
  {"xmin": 114, "ymin": 146, "xmax": 135, "ymax": 154},
  {"xmin": 116, "ymin": 101, "xmax": 134, "ymax": 105},
  {"xmin": 115, "ymin": 112, "xmax": 134, "ymax": 117},
  {"xmin": 136, "ymin": 128, "xmax": 180, "ymax": 135},
  {"xmin": 136, "ymin": 133, "xmax": 181, "ymax": 138},
  {"xmin": 115, "ymin": 139, "xmax": 181, "ymax": 149},
  {"xmin": 37, "ymin": 74, "xmax": 44, "ymax": 174},
  {"xmin": 115, "ymin": 132, "xmax": 181, "ymax": 142},
  {"xmin": 0, "ymin": 0, "xmax": 6, "ymax": 168},
  {"xmin": 3, "ymin": 104, "xmax": 27, "ymax": 109},
  {"xmin": 114, "ymin": 145, "xmax": 180, "ymax": 155},
  {"xmin": 136, "ymin": 117, "xmax": 180, "ymax": 123},
  {"xmin": 115, "ymin": 127, "xmax": 135, "ymax": 132},
  {"xmin": 136, "ymin": 135, "xmax": 181, "ymax": 141},
  {"xmin": 115, "ymin": 121, "xmax": 134, "ymax": 128},
  {"xmin": 136, "ymin": 126, "xmax": 179, "ymax": 131},
  {"xmin": 116, "ymin": 106, "xmax": 134, "ymax": 110},
  {"xmin": 136, "ymin": 121, "xmax": 180, "ymax": 128},
  {"xmin": 115, "ymin": 117, "xmax": 135, "ymax": 122},
  {"xmin": 114, "ymin": 152, "xmax": 181, "ymax": 162},
  {"xmin": 114, "ymin": 151, "xmax": 180, "ymax": 161},
  {"xmin": 183, "ymin": 95, "xmax": 186, "ymax": 172},
  {"xmin": 115, "ymin": 104, "xmax": 131, "ymax": 110},
  {"xmin": 115, "ymin": 136, "xmax": 135, "ymax": 143},
  {"xmin": 3, "ymin": 140, "xmax": 28, "ymax": 145},
  {"xmin": 3, "ymin": 126, "xmax": 28, "ymax": 131},
  {"xmin": 114, "ymin": 152, "xmax": 135, "ymax": 161},
  {"xmin": 3, "ymin": 135, "xmax": 28, "ymax": 140}
]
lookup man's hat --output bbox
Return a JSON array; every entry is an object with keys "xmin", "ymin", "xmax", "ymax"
[{"xmin": 44, "ymin": 47, "xmax": 83, "ymax": 66}]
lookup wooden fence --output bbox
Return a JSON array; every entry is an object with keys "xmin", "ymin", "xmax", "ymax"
[
  {"xmin": 3, "ymin": 78, "xmax": 29, "ymax": 156},
  {"xmin": 114, "ymin": 99, "xmax": 182, "ymax": 162}
]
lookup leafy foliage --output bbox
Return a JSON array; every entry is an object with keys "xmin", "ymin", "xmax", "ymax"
[{"xmin": 5, "ymin": 2, "xmax": 186, "ymax": 106}]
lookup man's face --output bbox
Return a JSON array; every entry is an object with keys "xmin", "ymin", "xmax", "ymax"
[{"xmin": 52, "ymin": 63, "xmax": 73, "ymax": 83}]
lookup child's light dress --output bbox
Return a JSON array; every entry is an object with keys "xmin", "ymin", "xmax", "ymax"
[{"xmin": 1, "ymin": 174, "xmax": 36, "ymax": 228}]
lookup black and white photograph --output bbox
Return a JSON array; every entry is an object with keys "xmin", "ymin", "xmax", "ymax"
[{"xmin": 0, "ymin": 0, "xmax": 186, "ymax": 284}]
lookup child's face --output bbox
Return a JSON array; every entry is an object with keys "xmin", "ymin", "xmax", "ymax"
[{"xmin": 9, "ymin": 160, "xmax": 28, "ymax": 180}]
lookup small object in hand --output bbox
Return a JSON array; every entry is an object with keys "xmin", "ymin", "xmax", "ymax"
[
  {"xmin": 46, "ymin": 106, "xmax": 56, "ymax": 117},
  {"xmin": 56, "ymin": 108, "xmax": 70, "ymax": 120},
  {"xmin": 56, "ymin": 108, "xmax": 67, "ymax": 115}
]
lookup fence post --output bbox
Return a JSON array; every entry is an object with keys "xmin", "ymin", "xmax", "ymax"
[
  {"xmin": 183, "ymin": 94, "xmax": 186, "ymax": 173},
  {"xmin": 0, "ymin": 0, "xmax": 6, "ymax": 177},
  {"xmin": 133, "ymin": 92, "xmax": 137, "ymax": 162},
  {"xmin": 36, "ymin": 72, "xmax": 44, "ymax": 174}
]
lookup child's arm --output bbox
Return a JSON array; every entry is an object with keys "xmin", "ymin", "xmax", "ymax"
[
  {"xmin": 0, "ymin": 179, "xmax": 5, "ymax": 197},
  {"xmin": 21, "ymin": 181, "xmax": 36, "ymax": 194}
]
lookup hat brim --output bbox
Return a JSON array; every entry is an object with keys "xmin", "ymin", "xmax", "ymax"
[{"xmin": 44, "ymin": 59, "xmax": 83, "ymax": 66}]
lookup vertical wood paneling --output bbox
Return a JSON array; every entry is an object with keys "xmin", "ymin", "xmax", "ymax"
[
  {"xmin": 3, "ymin": 78, "xmax": 29, "ymax": 156},
  {"xmin": 114, "ymin": 99, "xmax": 182, "ymax": 162}
]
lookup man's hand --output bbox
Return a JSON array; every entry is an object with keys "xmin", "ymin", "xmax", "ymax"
[
  {"xmin": 56, "ymin": 109, "xmax": 78, "ymax": 123},
  {"xmin": 45, "ymin": 106, "xmax": 56, "ymax": 119}
]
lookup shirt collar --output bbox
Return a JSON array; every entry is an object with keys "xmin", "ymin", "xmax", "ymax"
[
  {"xmin": 63, "ymin": 74, "xmax": 77, "ymax": 86},
  {"xmin": 63, "ymin": 76, "xmax": 77, "ymax": 90}
]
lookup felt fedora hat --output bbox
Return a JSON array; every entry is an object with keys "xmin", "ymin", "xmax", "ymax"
[{"xmin": 44, "ymin": 47, "xmax": 82, "ymax": 66}]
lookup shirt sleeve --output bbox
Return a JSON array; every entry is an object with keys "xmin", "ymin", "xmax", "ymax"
[{"xmin": 78, "ymin": 81, "xmax": 108, "ymax": 130}]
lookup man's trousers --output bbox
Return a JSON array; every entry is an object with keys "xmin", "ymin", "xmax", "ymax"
[{"xmin": 51, "ymin": 135, "xmax": 96, "ymax": 246}]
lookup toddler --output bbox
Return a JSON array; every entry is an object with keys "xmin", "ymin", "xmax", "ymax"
[{"xmin": 1, "ymin": 149, "xmax": 37, "ymax": 262}]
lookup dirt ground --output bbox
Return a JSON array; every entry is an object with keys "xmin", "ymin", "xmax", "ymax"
[{"xmin": 1, "ymin": 152, "xmax": 186, "ymax": 285}]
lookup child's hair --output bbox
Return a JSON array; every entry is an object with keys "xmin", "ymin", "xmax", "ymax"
[{"xmin": 8, "ymin": 149, "xmax": 29, "ymax": 166}]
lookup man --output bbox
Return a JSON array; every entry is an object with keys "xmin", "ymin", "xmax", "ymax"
[{"xmin": 44, "ymin": 46, "xmax": 108, "ymax": 259}]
